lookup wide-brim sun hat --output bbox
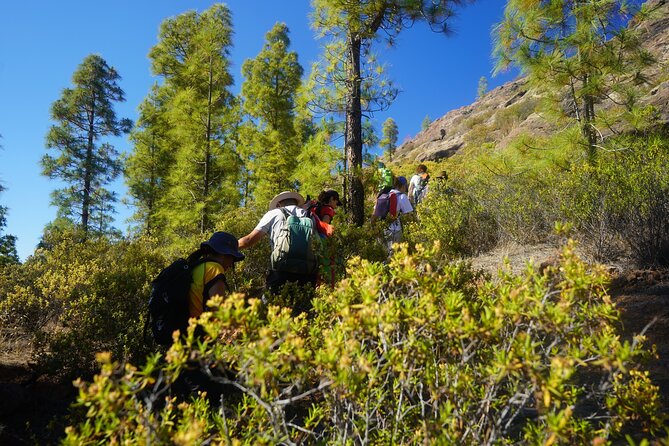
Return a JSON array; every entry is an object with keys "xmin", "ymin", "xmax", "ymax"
[
  {"xmin": 268, "ymin": 191, "xmax": 305, "ymax": 210},
  {"xmin": 201, "ymin": 231, "xmax": 245, "ymax": 262}
]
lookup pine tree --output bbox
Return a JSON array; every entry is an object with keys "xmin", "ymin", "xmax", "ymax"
[
  {"xmin": 0, "ymin": 196, "xmax": 19, "ymax": 265},
  {"xmin": 148, "ymin": 4, "xmax": 239, "ymax": 236},
  {"xmin": 303, "ymin": 40, "xmax": 396, "ymax": 212},
  {"xmin": 477, "ymin": 76, "xmax": 488, "ymax": 99},
  {"xmin": 41, "ymin": 54, "xmax": 131, "ymax": 236},
  {"xmin": 311, "ymin": 0, "xmax": 473, "ymax": 225},
  {"xmin": 421, "ymin": 115, "xmax": 432, "ymax": 132},
  {"xmin": 0, "ymin": 139, "xmax": 19, "ymax": 264},
  {"xmin": 240, "ymin": 22, "xmax": 304, "ymax": 205},
  {"xmin": 494, "ymin": 0, "xmax": 655, "ymax": 161},
  {"xmin": 125, "ymin": 85, "xmax": 173, "ymax": 235},
  {"xmin": 380, "ymin": 117, "xmax": 399, "ymax": 161}
]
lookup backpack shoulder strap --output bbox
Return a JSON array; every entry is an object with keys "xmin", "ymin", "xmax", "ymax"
[
  {"xmin": 279, "ymin": 206, "xmax": 291, "ymax": 219},
  {"xmin": 389, "ymin": 191, "xmax": 398, "ymax": 217},
  {"xmin": 198, "ymin": 257, "xmax": 229, "ymax": 306}
]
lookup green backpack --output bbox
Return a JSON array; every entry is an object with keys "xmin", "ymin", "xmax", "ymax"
[
  {"xmin": 270, "ymin": 208, "xmax": 318, "ymax": 274},
  {"xmin": 378, "ymin": 167, "xmax": 393, "ymax": 189}
]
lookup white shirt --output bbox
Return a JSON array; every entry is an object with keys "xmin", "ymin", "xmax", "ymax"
[
  {"xmin": 388, "ymin": 190, "xmax": 413, "ymax": 233},
  {"xmin": 409, "ymin": 174, "xmax": 423, "ymax": 192},
  {"xmin": 255, "ymin": 205, "xmax": 309, "ymax": 250}
]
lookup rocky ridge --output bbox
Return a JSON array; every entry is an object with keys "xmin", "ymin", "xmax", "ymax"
[{"xmin": 394, "ymin": 0, "xmax": 669, "ymax": 163}]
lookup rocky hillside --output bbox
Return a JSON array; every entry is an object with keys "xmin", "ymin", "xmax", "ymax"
[{"xmin": 394, "ymin": 0, "xmax": 669, "ymax": 163}]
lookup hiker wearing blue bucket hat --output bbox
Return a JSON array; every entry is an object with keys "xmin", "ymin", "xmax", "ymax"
[{"xmin": 186, "ymin": 231, "xmax": 245, "ymax": 318}]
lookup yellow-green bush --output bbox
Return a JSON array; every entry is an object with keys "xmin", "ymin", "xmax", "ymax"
[
  {"xmin": 406, "ymin": 183, "xmax": 498, "ymax": 257},
  {"xmin": 425, "ymin": 129, "xmax": 669, "ymax": 265},
  {"xmin": 63, "ymin": 242, "xmax": 665, "ymax": 444},
  {"xmin": 0, "ymin": 232, "xmax": 166, "ymax": 377},
  {"xmin": 556, "ymin": 134, "xmax": 669, "ymax": 264}
]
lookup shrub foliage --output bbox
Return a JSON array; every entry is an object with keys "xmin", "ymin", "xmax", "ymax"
[{"xmin": 62, "ymin": 242, "xmax": 665, "ymax": 444}]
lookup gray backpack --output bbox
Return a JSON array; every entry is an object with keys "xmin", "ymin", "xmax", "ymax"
[{"xmin": 270, "ymin": 208, "xmax": 317, "ymax": 274}]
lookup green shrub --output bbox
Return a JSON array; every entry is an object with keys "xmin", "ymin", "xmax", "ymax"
[
  {"xmin": 406, "ymin": 182, "xmax": 498, "ymax": 257},
  {"xmin": 64, "ymin": 242, "xmax": 665, "ymax": 444},
  {"xmin": 556, "ymin": 134, "xmax": 669, "ymax": 264},
  {"xmin": 0, "ymin": 233, "xmax": 165, "ymax": 377}
]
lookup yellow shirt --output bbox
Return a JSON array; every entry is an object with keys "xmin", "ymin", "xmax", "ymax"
[{"xmin": 188, "ymin": 261, "xmax": 226, "ymax": 318}]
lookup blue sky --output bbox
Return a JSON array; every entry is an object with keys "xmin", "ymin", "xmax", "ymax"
[{"xmin": 0, "ymin": 0, "xmax": 518, "ymax": 261}]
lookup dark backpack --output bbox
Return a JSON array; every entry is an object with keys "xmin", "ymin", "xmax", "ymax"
[
  {"xmin": 147, "ymin": 257, "xmax": 225, "ymax": 346},
  {"xmin": 372, "ymin": 187, "xmax": 398, "ymax": 220},
  {"xmin": 270, "ymin": 207, "xmax": 317, "ymax": 274}
]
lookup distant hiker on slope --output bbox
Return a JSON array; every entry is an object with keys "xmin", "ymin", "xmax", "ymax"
[
  {"xmin": 408, "ymin": 164, "xmax": 430, "ymax": 205},
  {"xmin": 371, "ymin": 176, "xmax": 413, "ymax": 255}
]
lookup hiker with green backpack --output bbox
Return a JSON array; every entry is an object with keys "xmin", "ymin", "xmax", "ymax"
[{"xmin": 238, "ymin": 191, "xmax": 318, "ymax": 299}]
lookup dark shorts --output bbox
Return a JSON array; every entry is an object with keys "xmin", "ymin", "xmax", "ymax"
[{"xmin": 266, "ymin": 270, "xmax": 318, "ymax": 295}]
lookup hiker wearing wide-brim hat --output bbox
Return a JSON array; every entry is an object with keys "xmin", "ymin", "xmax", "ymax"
[
  {"xmin": 268, "ymin": 191, "xmax": 305, "ymax": 210},
  {"xmin": 238, "ymin": 191, "xmax": 318, "ymax": 303}
]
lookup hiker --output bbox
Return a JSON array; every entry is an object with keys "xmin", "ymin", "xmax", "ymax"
[
  {"xmin": 307, "ymin": 189, "xmax": 343, "ymax": 288},
  {"xmin": 238, "ymin": 191, "xmax": 318, "ymax": 297},
  {"xmin": 186, "ymin": 231, "xmax": 245, "ymax": 318},
  {"xmin": 372, "ymin": 176, "xmax": 413, "ymax": 254},
  {"xmin": 440, "ymin": 128, "xmax": 446, "ymax": 140},
  {"xmin": 312, "ymin": 189, "xmax": 342, "ymax": 224},
  {"xmin": 408, "ymin": 164, "xmax": 430, "ymax": 205},
  {"xmin": 171, "ymin": 231, "xmax": 244, "ymax": 405},
  {"xmin": 148, "ymin": 231, "xmax": 245, "ymax": 347}
]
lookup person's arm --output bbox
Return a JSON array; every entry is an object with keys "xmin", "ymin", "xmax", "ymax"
[
  {"xmin": 238, "ymin": 229, "xmax": 265, "ymax": 249},
  {"xmin": 320, "ymin": 205, "xmax": 334, "ymax": 224},
  {"xmin": 208, "ymin": 278, "xmax": 228, "ymax": 299}
]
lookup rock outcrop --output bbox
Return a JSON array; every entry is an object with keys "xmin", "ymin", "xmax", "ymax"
[{"xmin": 394, "ymin": 0, "xmax": 669, "ymax": 163}]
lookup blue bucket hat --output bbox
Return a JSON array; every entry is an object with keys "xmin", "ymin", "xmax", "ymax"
[{"xmin": 201, "ymin": 232, "xmax": 245, "ymax": 262}]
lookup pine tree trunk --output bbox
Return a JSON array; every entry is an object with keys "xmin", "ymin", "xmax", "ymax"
[
  {"xmin": 82, "ymin": 97, "xmax": 95, "ymax": 236},
  {"xmin": 582, "ymin": 74, "xmax": 597, "ymax": 163},
  {"xmin": 147, "ymin": 134, "xmax": 157, "ymax": 236},
  {"xmin": 201, "ymin": 56, "xmax": 214, "ymax": 234},
  {"xmin": 346, "ymin": 33, "xmax": 364, "ymax": 226}
]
